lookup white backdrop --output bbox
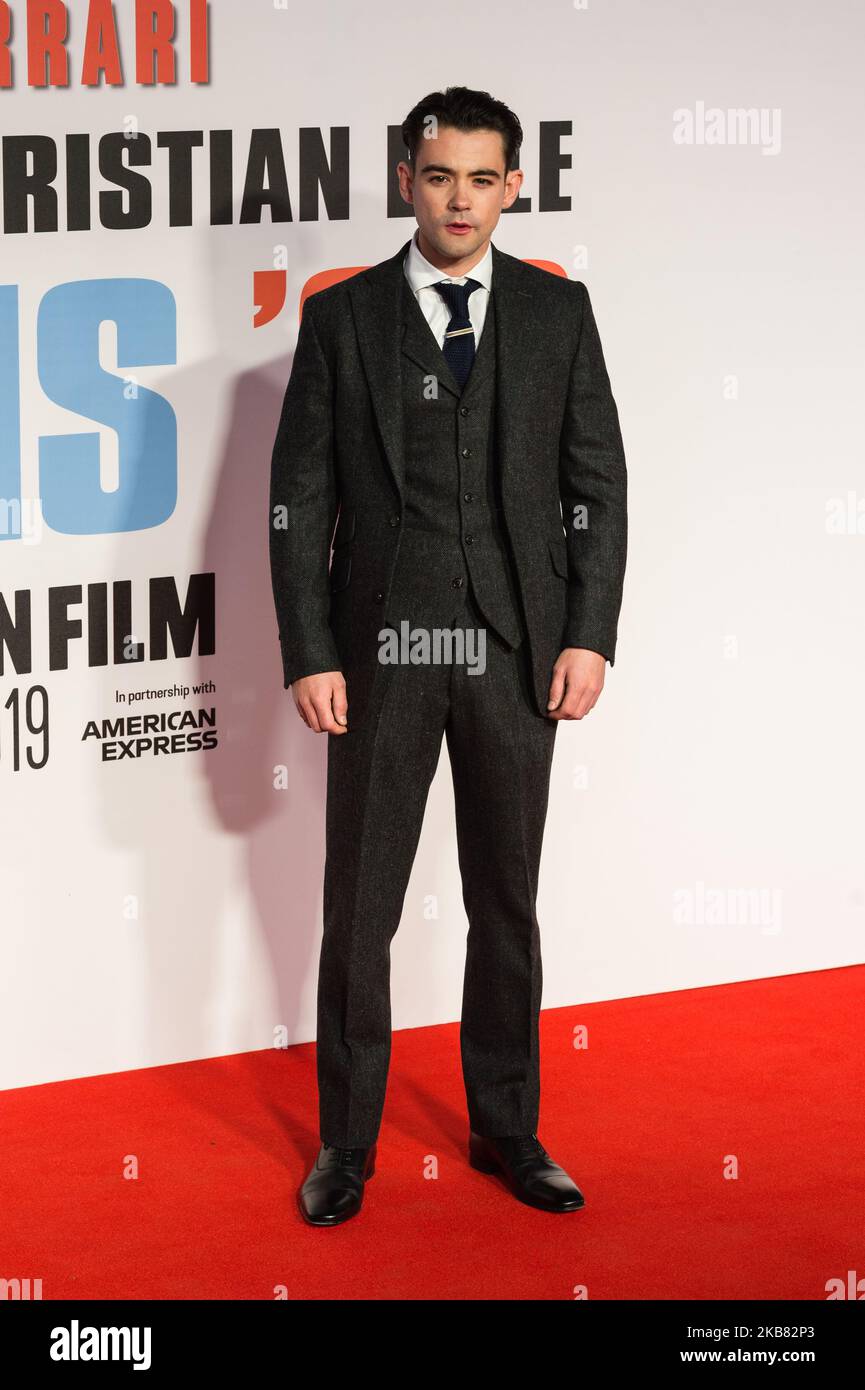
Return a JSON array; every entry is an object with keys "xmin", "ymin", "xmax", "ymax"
[{"xmin": 2, "ymin": 0, "xmax": 863, "ymax": 1091}]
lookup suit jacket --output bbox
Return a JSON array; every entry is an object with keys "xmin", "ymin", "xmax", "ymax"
[{"xmin": 269, "ymin": 237, "xmax": 628, "ymax": 729}]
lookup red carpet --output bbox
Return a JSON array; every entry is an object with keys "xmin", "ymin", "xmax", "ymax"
[{"xmin": 2, "ymin": 966, "xmax": 862, "ymax": 1300}]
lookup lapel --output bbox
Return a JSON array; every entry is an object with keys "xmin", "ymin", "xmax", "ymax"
[{"xmin": 347, "ymin": 237, "xmax": 550, "ymax": 502}]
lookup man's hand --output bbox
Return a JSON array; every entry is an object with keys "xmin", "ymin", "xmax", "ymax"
[
  {"xmin": 546, "ymin": 648, "xmax": 606, "ymax": 720},
  {"xmin": 291, "ymin": 671, "xmax": 348, "ymax": 734}
]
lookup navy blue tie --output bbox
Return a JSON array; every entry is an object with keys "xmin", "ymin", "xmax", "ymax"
[{"xmin": 433, "ymin": 277, "xmax": 482, "ymax": 391}]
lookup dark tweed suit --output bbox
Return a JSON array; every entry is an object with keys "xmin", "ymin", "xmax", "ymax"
[{"xmin": 269, "ymin": 238, "xmax": 627, "ymax": 1146}]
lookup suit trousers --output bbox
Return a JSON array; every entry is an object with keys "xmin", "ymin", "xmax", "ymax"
[{"xmin": 316, "ymin": 592, "xmax": 559, "ymax": 1147}]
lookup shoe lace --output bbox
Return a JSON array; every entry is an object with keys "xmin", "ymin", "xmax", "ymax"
[
  {"xmin": 508, "ymin": 1133, "xmax": 544, "ymax": 1160},
  {"xmin": 324, "ymin": 1143, "xmax": 363, "ymax": 1166}
]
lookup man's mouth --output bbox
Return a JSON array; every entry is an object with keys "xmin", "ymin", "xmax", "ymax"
[{"xmin": 445, "ymin": 221, "xmax": 473, "ymax": 233}]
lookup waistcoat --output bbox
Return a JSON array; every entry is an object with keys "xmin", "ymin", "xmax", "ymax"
[{"xmin": 384, "ymin": 271, "xmax": 526, "ymax": 649}]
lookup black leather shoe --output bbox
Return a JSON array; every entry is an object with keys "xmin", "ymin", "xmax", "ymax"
[
  {"xmin": 469, "ymin": 1131, "xmax": 585, "ymax": 1212},
  {"xmin": 298, "ymin": 1142, "xmax": 376, "ymax": 1226}
]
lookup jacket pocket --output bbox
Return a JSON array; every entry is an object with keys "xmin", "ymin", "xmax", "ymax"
[
  {"xmin": 330, "ymin": 506, "xmax": 354, "ymax": 592},
  {"xmin": 548, "ymin": 534, "xmax": 569, "ymax": 579},
  {"xmin": 331, "ymin": 506, "xmax": 356, "ymax": 550},
  {"xmin": 329, "ymin": 548, "xmax": 351, "ymax": 593}
]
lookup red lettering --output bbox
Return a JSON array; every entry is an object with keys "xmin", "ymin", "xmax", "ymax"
[
  {"xmin": 189, "ymin": 0, "xmax": 207, "ymax": 84},
  {"xmin": 28, "ymin": 0, "xmax": 69, "ymax": 89},
  {"xmin": 135, "ymin": 0, "xmax": 176, "ymax": 86},
  {"xmin": 0, "ymin": 2, "xmax": 10, "ymax": 87},
  {"xmin": 81, "ymin": 0, "xmax": 122, "ymax": 86}
]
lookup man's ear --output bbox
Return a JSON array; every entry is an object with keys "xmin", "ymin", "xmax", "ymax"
[
  {"xmin": 502, "ymin": 167, "xmax": 524, "ymax": 210},
  {"xmin": 396, "ymin": 161, "xmax": 414, "ymax": 206}
]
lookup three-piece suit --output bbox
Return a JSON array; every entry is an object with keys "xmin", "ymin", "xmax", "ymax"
[{"xmin": 269, "ymin": 232, "xmax": 627, "ymax": 1146}]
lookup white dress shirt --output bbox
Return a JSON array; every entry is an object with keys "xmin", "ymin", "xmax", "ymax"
[{"xmin": 402, "ymin": 226, "xmax": 493, "ymax": 348}]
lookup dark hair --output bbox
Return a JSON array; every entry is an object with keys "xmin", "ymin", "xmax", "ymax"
[{"xmin": 401, "ymin": 86, "xmax": 523, "ymax": 174}]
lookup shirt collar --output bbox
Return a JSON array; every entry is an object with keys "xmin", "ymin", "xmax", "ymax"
[{"xmin": 403, "ymin": 226, "xmax": 493, "ymax": 294}]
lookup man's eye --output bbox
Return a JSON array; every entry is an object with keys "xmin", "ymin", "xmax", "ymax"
[{"xmin": 427, "ymin": 174, "xmax": 492, "ymax": 186}]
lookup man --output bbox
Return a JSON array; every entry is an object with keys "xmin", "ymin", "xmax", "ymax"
[{"xmin": 269, "ymin": 86, "xmax": 627, "ymax": 1226}]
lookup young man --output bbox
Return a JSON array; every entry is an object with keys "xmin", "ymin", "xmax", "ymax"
[{"xmin": 269, "ymin": 87, "xmax": 628, "ymax": 1226}]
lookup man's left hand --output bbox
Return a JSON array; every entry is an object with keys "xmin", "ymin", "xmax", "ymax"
[{"xmin": 546, "ymin": 648, "xmax": 606, "ymax": 720}]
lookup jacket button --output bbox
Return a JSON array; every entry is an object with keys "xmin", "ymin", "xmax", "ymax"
[
  {"xmin": 388, "ymin": 515, "xmax": 400, "ymax": 527},
  {"xmin": 465, "ymin": 534, "xmax": 475, "ymax": 545},
  {"xmin": 461, "ymin": 447, "xmax": 472, "ymax": 458},
  {"xmin": 374, "ymin": 591, "xmax": 384, "ymax": 602},
  {"xmin": 463, "ymin": 492, "xmax": 474, "ymax": 503},
  {"xmin": 451, "ymin": 577, "xmax": 464, "ymax": 588},
  {"xmin": 460, "ymin": 406, "xmax": 470, "ymax": 416}
]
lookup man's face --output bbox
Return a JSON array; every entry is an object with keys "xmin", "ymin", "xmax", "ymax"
[{"xmin": 397, "ymin": 124, "xmax": 523, "ymax": 267}]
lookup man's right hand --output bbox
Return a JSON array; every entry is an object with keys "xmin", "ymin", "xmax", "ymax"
[{"xmin": 291, "ymin": 671, "xmax": 348, "ymax": 734}]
